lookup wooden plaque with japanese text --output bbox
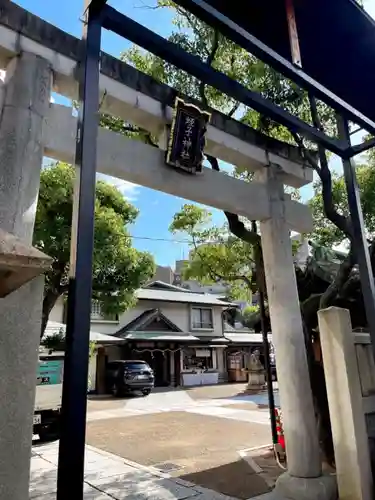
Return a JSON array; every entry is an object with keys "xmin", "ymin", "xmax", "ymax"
[{"xmin": 166, "ymin": 97, "xmax": 211, "ymax": 174}]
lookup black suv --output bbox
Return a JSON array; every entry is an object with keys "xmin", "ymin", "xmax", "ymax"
[{"xmin": 105, "ymin": 360, "xmax": 154, "ymax": 397}]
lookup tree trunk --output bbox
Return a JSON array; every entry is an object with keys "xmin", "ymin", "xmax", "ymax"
[{"xmin": 41, "ymin": 290, "xmax": 61, "ymax": 338}]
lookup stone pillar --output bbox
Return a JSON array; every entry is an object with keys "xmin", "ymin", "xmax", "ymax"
[
  {"xmin": 256, "ymin": 166, "xmax": 336, "ymax": 499},
  {"xmin": 0, "ymin": 52, "xmax": 51, "ymax": 500},
  {"xmin": 216, "ymin": 347, "xmax": 227, "ymax": 382},
  {"xmin": 318, "ymin": 307, "xmax": 373, "ymax": 500},
  {"xmin": 212, "ymin": 348, "xmax": 218, "ymax": 369},
  {"xmin": 170, "ymin": 350, "xmax": 175, "ymax": 386}
]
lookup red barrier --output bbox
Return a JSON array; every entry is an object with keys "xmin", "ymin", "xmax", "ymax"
[{"xmin": 274, "ymin": 408, "xmax": 285, "ymax": 451}]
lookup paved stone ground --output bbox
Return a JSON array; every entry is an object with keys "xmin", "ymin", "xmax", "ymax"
[
  {"xmin": 86, "ymin": 384, "xmax": 279, "ymax": 425},
  {"xmin": 30, "ymin": 442, "xmax": 274, "ymax": 500},
  {"xmin": 31, "ymin": 386, "xmax": 282, "ymax": 499},
  {"xmin": 85, "ymin": 385, "xmax": 281, "ymax": 499}
]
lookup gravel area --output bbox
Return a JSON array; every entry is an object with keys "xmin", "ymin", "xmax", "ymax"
[
  {"xmin": 86, "ymin": 411, "xmax": 272, "ymax": 499},
  {"xmin": 185, "ymin": 383, "xmax": 249, "ymax": 401}
]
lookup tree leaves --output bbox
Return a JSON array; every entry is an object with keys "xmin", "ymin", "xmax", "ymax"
[
  {"xmin": 309, "ymin": 161, "xmax": 375, "ymax": 247},
  {"xmin": 170, "ymin": 204, "xmax": 253, "ymax": 300},
  {"xmin": 35, "ymin": 162, "xmax": 155, "ymax": 335}
]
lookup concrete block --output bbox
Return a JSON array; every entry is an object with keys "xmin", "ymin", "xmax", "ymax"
[
  {"xmin": 87, "ymin": 473, "xmax": 198, "ymax": 500},
  {"xmin": 30, "ymin": 457, "xmax": 56, "ymax": 474},
  {"xmin": 44, "ymin": 104, "xmax": 313, "ymax": 234},
  {"xmin": 30, "ymin": 483, "xmax": 113, "ymax": 499},
  {"xmin": 318, "ymin": 307, "xmax": 373, "ymax": 500},
  {"xmin": 29, "ymin": 469, "xmax": 57, "ymax": 498},
  {"xmin": 275, "ymin": 473, "xmax": 337, "ymax": 500}
]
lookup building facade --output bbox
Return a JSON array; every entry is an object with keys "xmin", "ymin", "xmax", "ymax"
[{"xmin": 50, "ymin": 281, "xmax": 235, "ymax": 387}]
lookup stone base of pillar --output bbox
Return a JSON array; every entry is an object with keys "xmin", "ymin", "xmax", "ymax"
[
  {"xmin": 275, "ymin": 472, "xmax": 337, "ymax": 500},
  {"xmin": 247, "ymin": 369, "xmax": 265, "ymax": 390}
]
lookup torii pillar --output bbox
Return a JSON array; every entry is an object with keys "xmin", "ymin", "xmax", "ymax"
[
  {"xmin": 0, "ymin": 52, "xmax": 52, "ymax": 500},
  {"xmin": 256, "ymin": 165, "xmax": 337, "ymax": 500}
]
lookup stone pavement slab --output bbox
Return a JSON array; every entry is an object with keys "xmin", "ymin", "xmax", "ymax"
[{"xmin": 30, "ymin": 442, "xmax": 241, "ymax": 500}]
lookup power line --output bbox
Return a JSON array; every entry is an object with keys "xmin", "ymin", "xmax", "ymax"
[
  {"xmin": 127, "ymin": 235, "xmax": 191, "ymax": 243},
  {"xmin": 126, "ymin": 234, "xmax": 234, "ymax": 244}
]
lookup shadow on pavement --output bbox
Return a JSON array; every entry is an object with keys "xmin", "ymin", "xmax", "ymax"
[{"xmin": 179, "ymin": 459, "xmax": 271, "ymax": 499}]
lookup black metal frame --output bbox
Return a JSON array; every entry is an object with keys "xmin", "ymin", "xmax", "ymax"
[
  {"xmin": 56, "ymin": 3, "xmax": 102, "ymax": 498},
  {"xmin": 100, "ymin": 3, "xmax": 375, "ymax": 160},
  {"xmin": 58, "ymin": 0, "xmax": 375, "ymax": 496}
]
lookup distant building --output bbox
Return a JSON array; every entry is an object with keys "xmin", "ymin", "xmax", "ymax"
[
  {"xmin": 50, "ymin": 281, "xmax": 236, "ymax": 388},
  {"xmin": 153, "ymin": 265, "xmax": 174, "ymax": 284}
]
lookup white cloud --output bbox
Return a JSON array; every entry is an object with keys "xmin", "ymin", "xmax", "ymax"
[
  {"xmin": 97, "ymin": 173, "xmax": 140, "ymax": 201},
  {"xmin": 50, "ymin": 95, "xmax": 55, "ymax": 103}
]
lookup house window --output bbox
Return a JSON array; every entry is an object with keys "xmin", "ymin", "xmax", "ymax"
[
  {"xmin": 191, "ymin": 307, "xmax": 213, "ymax": 329},
  {"xmin": 91, "ymin": 300, "xmax": 118, "ymax": 322},
  {"xmin": 183, "ymin": 347, "xmax": 213, "ymax": 370}
]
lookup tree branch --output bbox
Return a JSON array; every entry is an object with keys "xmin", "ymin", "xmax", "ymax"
[
  {"xmin": 58, "ymin": 283, "xmax": 70, "ymax": 295},
  {"xmin": 206, "ymin": 155, "xmax": 261, "ymax": 246},
  {"xmin": 319, "ymin": 243, "xmax": 355, "ymax": 309},
  {"xmin": 190, "ymin": 234, "xmax": 252, "ymax": 290},
  {"xmin": 291, "ymin": 131, "xmax": 353, "ymax": 240},
  {"xmin": 199, "ymin": 29, "xmax": 219, "ymax": 106},
  {"xmin": 227, "ymin": 102, "xmax": 240, "ymax": 118},
  {"xmin": 142, "ymin": 131, "xmax": 159, "ymax": 148}
]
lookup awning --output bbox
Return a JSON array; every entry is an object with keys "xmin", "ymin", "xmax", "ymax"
[
  {"xmin": 189, "ymin": 344, "xmax": 228, "ymax": 348},
  {"xmin": 124, "ymin": 331, "xmax": 200, "ymax": 342},
  {"xmin": 45, "ymin": 321, "xmax": 122, "ymax": 344},
  {"xmin": 191, "ymin": 336, "xmax": 228, "ymax": 347},
  {"xmin": 195, "ymin": 336, "xmax": 228, "ymax": 342},
  {"xmin": 224, "ymin": 333, "xmax": 272, "ymax": 344}
]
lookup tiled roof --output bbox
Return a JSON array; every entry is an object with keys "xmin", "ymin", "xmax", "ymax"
[
  {"xmin": 114, "ymin": 308, "xmax": 183, "ymax": 338},
  {"xmin": 136, "ymin": 287, "xmax": 234, "ymax": 306},
  {"xmin": 121, "ymin": 332, "xmax": 200, "ymax": 342}
]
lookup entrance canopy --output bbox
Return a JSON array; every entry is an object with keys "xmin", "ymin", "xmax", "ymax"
[{"xmin": 173, "ymin": 0, "xmax": 375, "ymax": 129}]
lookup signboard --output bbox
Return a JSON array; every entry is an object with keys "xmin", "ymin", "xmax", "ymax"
[
  {"xmin": 166, "ymin": 97, "xmax": 211, "ymax": 174},
  {"xmin": 37, "ymin": 359, "xmax": 64, "ymax": 386},
  {"xmin": 195, "ymin": 348, "xmax": 210, "ymax": 358}
]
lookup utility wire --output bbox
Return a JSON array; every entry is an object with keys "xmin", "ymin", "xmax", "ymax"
[
  {"xmin": 126, "ymin": 235, "xmax": 234, "ymax": 244},
  {"xmin": 127, "ymin": 235, "xmax": 191, "ymax": 243}
]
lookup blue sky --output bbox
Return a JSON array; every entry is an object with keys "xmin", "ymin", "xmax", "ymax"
[{"xmin": 14, "ymin": 0, "xmax": 375, "ymax": 267}]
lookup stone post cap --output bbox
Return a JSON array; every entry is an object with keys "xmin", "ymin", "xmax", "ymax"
[{"xmin": 0, "ymin": 228, "xmax": 53, "ymax": 297}]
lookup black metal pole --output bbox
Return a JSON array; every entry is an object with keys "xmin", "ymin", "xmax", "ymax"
[
  {"xmin": 258, "ymin": 289, "xmax": 278, "ymax": 444},
  {"xmin": 57, "ymin": 6, "xmax": 101, "ymax": 499},
  {"xmin": 336, "ymin": 115, "xmax": 375, "ymax": 362}
]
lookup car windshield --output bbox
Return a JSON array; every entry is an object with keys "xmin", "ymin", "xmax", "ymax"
[{"xmin": 125, "ymin": 362, "xmax": 150, "ymax": 371}]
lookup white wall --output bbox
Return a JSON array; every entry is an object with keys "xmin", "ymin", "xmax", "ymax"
[
  {"xmin": 88, "ymin": 352, "xmax": 97, "ymax": 392},
  {"xmin": 49, "ymin": 297, "xmax": 225, "ymax": 337},
  {"xmin": 49, "ymin": 296, "xmax": 64, "ymax": 322}
]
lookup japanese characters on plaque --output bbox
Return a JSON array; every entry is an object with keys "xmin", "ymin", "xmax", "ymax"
[{"xmin": 166, "ymin": 97, "xmax": 211, "ymax": 174}]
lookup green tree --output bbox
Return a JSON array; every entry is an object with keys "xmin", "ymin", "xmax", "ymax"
[
  {"xmin": 309, "ymin": 163, "xmax": 375, "ymax": 247},
  {"xmin": 241, "ymin": 305, "xmax": 260, "ymax": 328},
  {"xmin": 169, "ymin": 204, "xmax": 254, "ymax": 300},
  {"xmin": 34, "ymin": 162, "xmax": 155, "ymax": 337}
]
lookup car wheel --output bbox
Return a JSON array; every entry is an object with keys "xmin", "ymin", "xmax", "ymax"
[
  {"xmin": 112, "ymin": 384, "xmax": 121, "ymax": 397},
  {"xmin": 39, "ymin": 425, "xmax": 60, "ymax": 442},
  {"xmin": 142, "ymin": 389, "xmax": 151, "ymax": 396}
]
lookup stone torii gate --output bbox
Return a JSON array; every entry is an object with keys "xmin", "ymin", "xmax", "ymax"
[{"xmin": 0, "ymin": 3, "xmax": 331, "ymax": 500}]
